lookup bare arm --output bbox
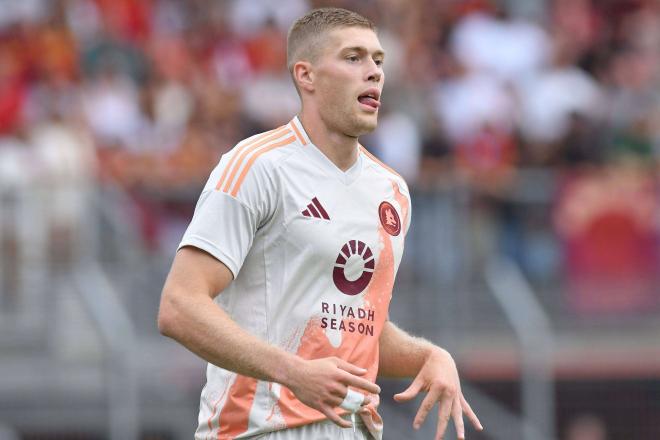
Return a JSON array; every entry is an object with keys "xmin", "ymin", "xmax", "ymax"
[
  {"xmin": 378, "ymin": 321, "xmax": 483, "ymax": 440},
  {"xmin": 158, "ymin": 246, "xmax": 294, "ymax": 382},
  {"xmin": 157, "ymin": 246, "xmax": 380, "ymax": 427},
  {"xmin": 378, "ymin": 320, "xmax": 436, "ymax": 378}
]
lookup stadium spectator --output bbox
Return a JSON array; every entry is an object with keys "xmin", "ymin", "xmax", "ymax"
[{"xmin": 0, "ymin": 0, "xmax": 658, "ymax": 307}]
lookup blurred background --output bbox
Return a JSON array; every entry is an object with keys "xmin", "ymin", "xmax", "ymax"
[{"xmin": 1, "ymin": 0, "xmax": 659, "ymax": 439}]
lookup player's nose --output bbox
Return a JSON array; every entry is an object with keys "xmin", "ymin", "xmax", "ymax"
[
  {"xmin": 366, "ymin": 59, "xmax": 383, "ymax": 83},
  {"xmin": 367, "ymin": 70, "xmax": 382, "ymax": 83}
]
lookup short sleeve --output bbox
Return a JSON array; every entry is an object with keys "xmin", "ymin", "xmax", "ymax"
[{"xmin": 178, "ymin": 153, "xmax": 276, "ymax": 278}]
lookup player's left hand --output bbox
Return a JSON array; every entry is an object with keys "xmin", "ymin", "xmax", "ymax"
[{"xmin": 393, "ymin": 348, "xmax": 483, "ymax": 439}]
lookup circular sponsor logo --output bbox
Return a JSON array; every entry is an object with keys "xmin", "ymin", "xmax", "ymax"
[
  {"xmin": 333, "ymin": 240, "xmax": 374, "ymax": 295},
  {"xmin": 379, "ymin": 201, "xmax": 401, "ymax": 236}
]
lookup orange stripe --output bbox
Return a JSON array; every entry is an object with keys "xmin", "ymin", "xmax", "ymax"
[
  {"xmin": 215, "ymin": 127, "xmax": 284, "ymax": 191},
  {"xmin": 221, "ymin": 127, "xmax": 291, "ymax": 193},
  {"xmin": 217, "ymin": 375, "xmax": 258, "ymax": 439},
  {"xmin": 291, "ymin": 121, "xmax": 307, "ymax": 145},
  {"xmin": 230, "ymin": 136, "xmax": 295, "ymax": 197},
  {"xmin": 359, "ymin": 145, "xmax": 403, "ymax": 179}
]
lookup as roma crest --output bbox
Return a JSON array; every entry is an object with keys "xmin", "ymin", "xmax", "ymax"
[{"xmin": 379, "ymin": 201, "xmax": 401, "ymax": 236}]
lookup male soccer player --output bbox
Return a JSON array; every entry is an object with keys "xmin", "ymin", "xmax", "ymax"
[{"xmin": 158, "ymin": 7, "xmax": 483, "ymax": 440}]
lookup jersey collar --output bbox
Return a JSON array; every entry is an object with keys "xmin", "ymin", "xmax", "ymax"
[{"xmin": 289, "ymin": 116, "xmax": 363, "ymax": 186}]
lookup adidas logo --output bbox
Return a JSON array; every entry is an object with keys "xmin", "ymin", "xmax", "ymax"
[{"xmin": 301, "ymin": 197, "xmax": 330, "ymax": 220}]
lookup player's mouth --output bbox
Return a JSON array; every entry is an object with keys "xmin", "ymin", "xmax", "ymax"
[{"xmin": 357, "ymin": 88, "xmax": 381, "ymax": 112}]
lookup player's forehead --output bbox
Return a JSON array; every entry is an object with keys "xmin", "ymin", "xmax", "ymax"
[{"xmin": 322, "ymin": 26, "xmax": 384, "ymax": 57}]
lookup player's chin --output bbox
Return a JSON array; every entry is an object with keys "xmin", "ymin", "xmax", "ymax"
[
  {"xmin": 346, "ymin": 120, "xmax": 377, "ymax": 137},
  {"xmin": 357, "ymin": 114, "xmax": 378, "ymax": 133},
  {"xmin": 343, "ymin": 109, "xmax": 378, "ymax": 136}
]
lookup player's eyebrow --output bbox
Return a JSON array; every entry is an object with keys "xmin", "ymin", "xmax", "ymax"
[{"xmin": 341, "ymin": 46, "xmax": 385, "ymax": 59}]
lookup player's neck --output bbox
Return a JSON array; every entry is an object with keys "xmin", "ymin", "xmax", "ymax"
[{"xmin": 298, "ymin": 112, "xmax": 358, "ymax": 172}]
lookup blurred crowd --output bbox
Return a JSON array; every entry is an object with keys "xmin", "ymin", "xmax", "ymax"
[{"xmin": 1, "ymin": 0, "xmax": 660, "ymax": 312}]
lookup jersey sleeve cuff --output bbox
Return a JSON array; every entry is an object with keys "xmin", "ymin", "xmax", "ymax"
[{"xmin": 178, "ymin": 236, "xmax": 240, "ymax": 279}]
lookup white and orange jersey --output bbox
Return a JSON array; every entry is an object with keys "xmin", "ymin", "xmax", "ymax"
[{"xmin": 179, "ymin": 116, "xmax": 411, "ymax": 440}]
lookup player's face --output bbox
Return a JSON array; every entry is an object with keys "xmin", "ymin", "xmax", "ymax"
[{"xmin": 313, "ymin": 27, "xmax": 385, "ymax": 137}]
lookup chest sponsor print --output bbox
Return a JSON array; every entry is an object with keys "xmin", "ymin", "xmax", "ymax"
[{"xmin": 332, "ymin": 240, "xmax": 374, "ymax": 296}]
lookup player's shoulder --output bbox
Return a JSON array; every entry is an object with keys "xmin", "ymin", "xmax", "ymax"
[
  {"xmin": 359, "ymin": 144, "xmax": 410, "ymax": 193},
  {"xmin": 211, "ymin": 123, "xmax": 301, "ymax": 196},
  {"xmin": 229, "ymin": 124, "xmax": 300, "ymax": 166}
]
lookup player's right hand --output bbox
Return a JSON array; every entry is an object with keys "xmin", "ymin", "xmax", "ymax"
[{"xmin": 285, "ymin": 356, "xmax": 380, "ymax": 428}]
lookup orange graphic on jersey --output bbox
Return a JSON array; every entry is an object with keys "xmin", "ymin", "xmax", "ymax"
[
  {"xmin": 216, "ymin": 374, "xmax": 258, "ymax": 439},
  {"xmin": 273, "ymin": 178, "xmax": 409, "ymax": 434}
]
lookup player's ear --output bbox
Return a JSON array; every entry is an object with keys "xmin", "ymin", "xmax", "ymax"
[{"xmin": 293, "ymin": 60, "xmax": 314, "ymax": 93}]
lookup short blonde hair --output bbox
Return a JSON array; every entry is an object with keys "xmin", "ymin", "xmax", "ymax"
[{"xmin": 287, "ymin": 7, "xmax": 376, "ymax": 73}]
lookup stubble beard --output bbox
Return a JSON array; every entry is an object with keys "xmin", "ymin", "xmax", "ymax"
[
  {"xmin": 329, "ymin": 105, "xmax": 378, "ymax": 138},
  {"xmin": 318, "ymin": 87, "xmax": 379, "ymax": 138}
]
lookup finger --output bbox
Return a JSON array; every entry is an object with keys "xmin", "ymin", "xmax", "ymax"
[
  {"xmin": 326, "ymin": 394, "xmax": 344, "ymax": 408},
  {"xmin": 330, "ymin": 384, "xmax": 349, "ymax": 398},
  {"xmin": 413, "ymin": 387, "xmax": 441, "ymax": 429},
  {"xmin": 461, "ymin": 394, "xmax": 483, "ymax": 431},
  {"xmin": 393, "ymin": 378, "xmax": 423, "ymax": 403},
  {"xmin": 335, "ymin": 358, "xmax": 367, "ymax": 376},
  {"xmin": 362, "ymin": 395, "xmax": 372, "ymax": 406},
  {"xmin": 320, "ymin": 405, "xmax": 352, "ymax": 428},
  {"xmin": 433, "ymin": 390, "xmax": 453, "ymax": 439},
  {"xmin": 340, "ymin": 371, "xmax": 381, "ymax": 394},
  {"xmin": 452, "ymin": 396, "xmax": 465, "ymax": 440}
]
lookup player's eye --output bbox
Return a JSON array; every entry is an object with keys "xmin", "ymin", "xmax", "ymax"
[
  {"xmin": 374, "ymin": 58, "xmax": 384, "ymax": 67},
  {"xmin": 346, "ymin": 55, "xmax": 360, "ymax": 63}
]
